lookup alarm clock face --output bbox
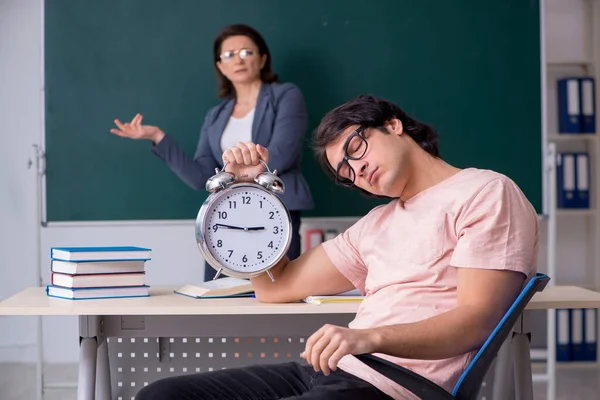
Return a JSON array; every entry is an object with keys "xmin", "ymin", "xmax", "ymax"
[{"xmin": 197, "ymin": 184, "xmax": 291, "ymax": 276}]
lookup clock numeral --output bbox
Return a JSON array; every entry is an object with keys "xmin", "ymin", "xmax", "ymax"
[
  {"xmin": 259, "ymin": 200, "xmax": 263, "ymax": 209},
  {"xmin": 273, "ymin": 226, "xmax": 279, "ymax": 234},
  {"xmin": 268, "ymin": 241, "xmax": 273, "ymax": 248},
  {"xmin": 212, "ymin": 224, "xmax": 218, "ymax": 232},
  {"xmin": 242, "ymin": 255, "xmax": 248, "ymax": 263},
  {"xmin": 257, "ymin": 251, "xmax": 263, "ymax": 260},
  {"xmin": 228, "ymin": 250, "xmax": 233, "ymax": 258},
  {"xmin": 217, "ymin": 240, "xmax": 223, "ymax": 247},
  {"xmin": 242, "ymin": 196, "xmax": 251, "ymax": 204},
  {"xmin": 218, "ymin": 211, "xmax": 228, "ymax": 219},
  {"xmin": 268, "ymin": 211, "xmax": 274, "ymax": 219},
  {"xmin": 228, "ymin": 201, "xmax": 237, "ymax": 209}
]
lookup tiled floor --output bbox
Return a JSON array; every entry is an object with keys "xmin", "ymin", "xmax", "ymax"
[{"xmin": 0, "ymin": 363, "xmax": 598, "ymax": 400}]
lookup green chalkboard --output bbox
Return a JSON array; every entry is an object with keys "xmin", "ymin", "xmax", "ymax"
[{"xmin": 45, "ymin": 0, "xmax": 541, "ymax": 221}]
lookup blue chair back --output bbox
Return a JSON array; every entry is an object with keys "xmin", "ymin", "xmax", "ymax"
[{"xmin": 451, "ymin": 272, "xmax": 550, "ymax": 399}]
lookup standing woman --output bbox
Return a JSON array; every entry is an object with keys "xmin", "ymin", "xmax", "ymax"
[{"xmin": 111, "ymin": 24, "xmax": 314, "ymax": 280}]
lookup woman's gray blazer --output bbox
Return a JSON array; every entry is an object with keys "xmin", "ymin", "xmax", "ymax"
[{"xmin": 152, "ymin": 82, "xmax": 314, "ymax": 211}]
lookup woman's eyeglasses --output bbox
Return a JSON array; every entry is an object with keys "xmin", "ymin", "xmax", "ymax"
[
  {"xmin": 219, "ymin": 48, "xmax": 256, "ymax": 62},
  {"xmin": 335, "ymin": 127, "xmax": 369, "ymax": 187}
]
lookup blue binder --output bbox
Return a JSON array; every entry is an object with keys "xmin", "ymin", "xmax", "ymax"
[
  {"xmin": 557, "ymin": 78, "xmax": 582, "ymax": 133},
  {"xmin": 571, "ymin": 309, "xmax": 585, "ymax": 360},
  {"xmin": 575, "ymin": 152, "xmax": 590, "ymax": 208},
  {"xmin": 580, "ymin": 77, "xmax": 596, "ymax": 133},
  {"xmin": 556, "ymin": 153, "xmax": 577, "ymax": 208},
  {"xmin": 556, "ymin": 308, "xmax": 571, "ymax": 361},
  {"xmin": 584, "ymin": 308, "xmax": 598, "ymax": 361}
]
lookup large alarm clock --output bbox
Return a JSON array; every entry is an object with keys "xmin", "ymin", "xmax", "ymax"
[{"xmin": 195, "ymin": 160, "xmax": 291, "ymax": 281}]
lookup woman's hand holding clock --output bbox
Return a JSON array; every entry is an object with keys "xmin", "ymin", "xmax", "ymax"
[{"xmin": 222, "ymin": 141, "xmax": 269, "ymax": 180}]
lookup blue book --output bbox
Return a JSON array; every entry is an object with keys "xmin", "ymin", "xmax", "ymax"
[
  {"xmin": 51, "ymin": 246, "xmax": 151, "ymax": 262},
  {"xmin": 580, "ymin": 77, "xmax": 596, "ymax": 133},
  {"xmin": 557, "ymin": 78, "xmax": 582, "ymax": 133},
  {"xmin": 46, "ymin": 285, "xmax": 150, "ymax": 300}
]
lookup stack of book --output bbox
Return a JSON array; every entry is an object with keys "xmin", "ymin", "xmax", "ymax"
[{"xmin": 45, "ymin": 246, "xmax": 151, "ymax": 300}]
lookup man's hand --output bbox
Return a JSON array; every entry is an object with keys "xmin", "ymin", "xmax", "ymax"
[
  {"xmin": 222, "ymin": 141, "xmax": 269, "ymax": 180},
  {"xmin": 301, "ymin": 324, "xmax": 378, "ymax": 376}
]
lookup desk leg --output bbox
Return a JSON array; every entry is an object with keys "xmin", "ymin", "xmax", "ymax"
[
  {"xmin": 95, "ymin": 337, "xmax": 112, "ymax": 400},
  {"xmin": 78, "ymin": 316, "xmax": 107, "ymax": 400},
  {"xmin": 493, "ymin": 337, "xmax": 515, "ymax": 400},
  {"xmin": 512, "ymin": 331, "xmax": 534, "ymax": 400},
  {"xmin": 78, "ymin": 337, "xmax": 98, "ymax": 400}
]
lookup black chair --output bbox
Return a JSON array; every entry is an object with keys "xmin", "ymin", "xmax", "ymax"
[{"xmin": 356, "ymin": 273, "xmax": 550, "ymax": 400}]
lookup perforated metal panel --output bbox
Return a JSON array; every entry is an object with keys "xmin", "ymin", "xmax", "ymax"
[
  {"xmin": 107, "ymin": 335, "xmax": 309, "ymax": 399},
  {"xmin": 106, "ymin": 336, "xmax": 496, "ymax": 400}
]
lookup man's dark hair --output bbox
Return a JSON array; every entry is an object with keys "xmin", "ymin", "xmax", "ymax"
[
  {"xmin": 213, "ymin": 24, "xmax": 278, "ymax": 99},
  {"xmin": 313, "ymin": 95, "xmax": 440, "ymax": 196}
]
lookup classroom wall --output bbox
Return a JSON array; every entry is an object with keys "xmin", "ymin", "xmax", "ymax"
[
  {"xmin": 0, "ymin": 0, "xmax": 594, "ymax": 364},
  {"xmin": 0, "ymin": 0, "xmax": 43, "ymax": 363}
]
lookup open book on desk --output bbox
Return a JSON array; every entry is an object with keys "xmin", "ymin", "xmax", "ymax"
[
  {"xmin": 174, "ymin": 277, "xmax": 254, "ymax": 299},
  {"xmin": 302, "ymin": 289, "xmax": 364, "ymax": 305}
]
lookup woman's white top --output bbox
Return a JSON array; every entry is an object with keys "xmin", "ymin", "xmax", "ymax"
[{"xmin": 220, "ymin": 108, "xmax": 255, "ymax": 153}]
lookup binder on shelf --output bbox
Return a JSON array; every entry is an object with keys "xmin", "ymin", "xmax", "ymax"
[
  {"xmin": 323, "ymin": 229, "xmax": 338, "ymax": 242},
  {"xmin": 580, "ymin": 77, "xmax": 596, "ymax": 133},
  {"xmin": 304, "ymin": 229, "xmax": 323, "ymax": 253},
  {"xmin": 584, "ymin": 308, "xmax": 598, "ymax": 362},
  {"xmin": 557, "ymin": 78, "xmax": 582, "ymax": 133},
  {"xmin": 556, "ymin": 308, "xmax": 571, "ymax": 361},
  {"xmin": 556, "ymin": 153, "xmax": 578, "ymax": 208},
  {"xmin": 575, "ymin": 152, "xmax": 590, "ymax": 208},
  {"xmin": 571, "ymin": 309, "xmax": 585, "ymax": 361}
]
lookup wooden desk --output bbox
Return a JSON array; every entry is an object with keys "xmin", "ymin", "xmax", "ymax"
[
  {"xmin": 2, "ymin": 285, "xmax": 599, "ymax": 316},
  {"xmin": 1, "ymin": 285, "xmax": 599, "ymax": 400}
]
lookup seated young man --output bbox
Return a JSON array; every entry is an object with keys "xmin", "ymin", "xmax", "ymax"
[{"xmin": 136, "ymin": 95, "xmax": 539, "ymax": 400}]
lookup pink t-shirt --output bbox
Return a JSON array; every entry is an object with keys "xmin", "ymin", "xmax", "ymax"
[{"xmin": 322, "ymin": 168, "xmax": 539, "ymax": 399}]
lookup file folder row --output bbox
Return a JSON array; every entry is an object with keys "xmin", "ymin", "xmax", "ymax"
[
  {"xmin": 556, "ymin": 308, "xmax": 598, "ymax": 362},
  {"xmin": 558, "ymin": 77, "xmax": 596, "ymax": 133},
  {"xmin": 556, "ymin": 152, "xmax": 590, "ymax": 209}
]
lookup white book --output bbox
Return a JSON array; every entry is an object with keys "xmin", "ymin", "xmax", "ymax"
[
  {"xmin": 51, "ymin": 272, "xmax": 146, "ymax": 288},
  {"xmin": 175, "ymin": 277, "xmax": 253, "ymax": 299},
  {"xmin": 51, "ymin": 246, "xmax": 151, "ymax": 262},
  {"xmin": 46, "ymin": 285, "xmax": 150, "ymax": 300},
  {"xmin": 51, "ymin": 259, "xmax": 146, "ymax": 275}
]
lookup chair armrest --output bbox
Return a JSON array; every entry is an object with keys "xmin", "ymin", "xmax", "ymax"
[{"xmin": 354, "ymin": 354, "xmax": 455, "ymax": 400}]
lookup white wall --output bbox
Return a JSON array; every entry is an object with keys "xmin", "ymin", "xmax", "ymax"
[
  {"xmin": 0, "ymin": 0, "xmax": 595, "ymax": 364},
  {"xmin": 0, "ymin": 0, "xmax": 44, "ymax": 363}
]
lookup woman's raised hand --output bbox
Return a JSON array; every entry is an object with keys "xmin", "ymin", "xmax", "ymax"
[{"xmin": 111, "ymin": 113, "xmax": 165, "ymax": 144}]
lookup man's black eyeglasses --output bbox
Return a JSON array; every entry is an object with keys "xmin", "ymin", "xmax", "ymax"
[{"xmin": 335, "ymin": 127, "xmax": 369, "ymax": 187}]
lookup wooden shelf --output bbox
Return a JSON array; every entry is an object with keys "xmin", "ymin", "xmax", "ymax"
[
  {"xmin": 548, "ymin": 133, "xmax": 597, "ymax": 142},
  {"xmin": 557, "ymin": 209, "xmax": 596, "ymax": 217},
  {"xmin": 532, "ymin": 361, "xmax": 600, "ymax": 370},
  {"xmin": 546, "ymin": 60, "xmax": 594, "ymax": 68}
]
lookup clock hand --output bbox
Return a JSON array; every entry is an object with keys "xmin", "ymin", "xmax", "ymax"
[
  {"xmin": 214, "ymin": 224, "xmax": 244, "ymax": 230},
  {"xmin": 214, "ymin": 224, "xmax": 265, "ymax": 231}
]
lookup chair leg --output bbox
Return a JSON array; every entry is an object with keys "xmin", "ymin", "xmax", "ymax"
[
  {"xmin": 512, "ymin": 330, "xmax": 534, "ymax": 400},
  {"xmin": 493, "ymin": 337, "xmax": 515, "ymax": 400}
]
